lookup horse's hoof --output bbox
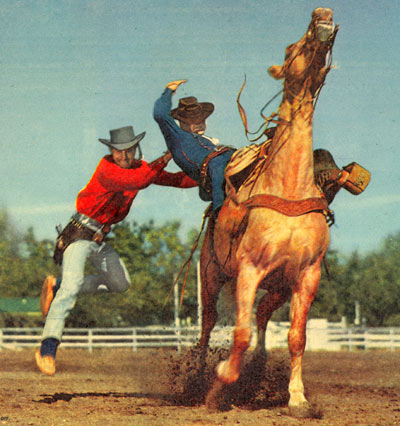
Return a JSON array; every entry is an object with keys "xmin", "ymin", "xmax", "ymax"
[
  {"xmin": 288, "ymin": 402, "xmax": 322, "ymax": 419},
  {"xmin": 216, "ymin": 360, "xmax": 239, "ymax": 384},
  {"xmin": 288, "ymin": 403, "xmax": 311, "ymax": 418},
  {"xmin": 205, "ymin": 379, "xmax": 230, "ymax": 412},
  {"xmin": 250, "ymin": 349, "xmax": 268, "ymax": 364}
]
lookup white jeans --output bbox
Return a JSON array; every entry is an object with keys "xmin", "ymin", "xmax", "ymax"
[{"xmin": 42, "ymin": 240, "xmax": 131, "ymax": 341}]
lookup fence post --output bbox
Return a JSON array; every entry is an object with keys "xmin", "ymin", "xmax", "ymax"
[
  {"xmin": 0, "ymin": 329, "xmax": 2, "ymax": 351},
  {"xmin": 307, "ymin": 319, "xmax": 328, "ymax": 350},
  {"xmin": 173, "ymin": 276, "xmax": 182, "ymax": 353},
  {"xmin": 390, "ymin": 328, "xmax": 394, "ymax": 352},
  {"xmin": 348, "ymin": 328, "xmax": 353, "ymax": 351},
  {"xmin": 88, "ymin": 329, "xmax": 93, "ymax": 353},
  {"xmin": 175, "ymin": 326, "xmax": 182, "ymax": 353},
  {"xmin": 364, "ymin": 328, "xmax": 368, "ymax": 350},
  {"xmin": 132, "ymin": 328, "xmax": 137, "ymax": 352}
]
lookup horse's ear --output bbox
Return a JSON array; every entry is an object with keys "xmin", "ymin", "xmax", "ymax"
[{"xmin": 268, "ymin": 65, "xmax": 284, "ymax": 80}]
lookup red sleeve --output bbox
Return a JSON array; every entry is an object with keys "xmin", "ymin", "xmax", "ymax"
[
  {"xmin": 96, "ymin": 156, "xmax": 166, "ymax": 192},
  {"xmin": 154, "ymin": 171, "xmax": 199, "ymax": 188}
]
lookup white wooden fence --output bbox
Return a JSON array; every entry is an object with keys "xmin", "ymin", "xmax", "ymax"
[
  {"xmin": 0, "ymin": 326, "xmax": 199, "ymax": 352},
  {"xmin": 1, "ymin": 320, "xmax": 400, "ymax": 352}
]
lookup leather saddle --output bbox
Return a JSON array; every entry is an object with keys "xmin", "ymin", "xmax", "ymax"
[{"xmin": 225, "ymin": 143, "xmax": 370, "ymax": 205}]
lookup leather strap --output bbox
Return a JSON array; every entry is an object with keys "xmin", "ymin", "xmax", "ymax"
[
  {"xmin": 243, "ymin": 194, "xmax": 329, "ymax": 216},
  {"xmin": 199, "ymin": 146, "xmax": 234, "ymax": 193},
  {"xmin": 53, "ymin": 218, "xmax": 110, "ymax": 265}
]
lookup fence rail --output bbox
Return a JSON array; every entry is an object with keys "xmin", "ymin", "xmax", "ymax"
[
  {"xmin": 0, "ymin": 326, "xmax": 200, "ymax": 352},
  {"xmin": 2, "ymin": 321, "xmax": 400, "ymax": 352}
]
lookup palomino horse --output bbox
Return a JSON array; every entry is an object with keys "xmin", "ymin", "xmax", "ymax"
[{"xmin": 198, "ymin": 8, "xmax": 339, "ymax": 414}]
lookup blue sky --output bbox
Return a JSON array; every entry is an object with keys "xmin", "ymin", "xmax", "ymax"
[{"xmin": 1, "ymin": 0, "xmax": 398, "ymax": 255}]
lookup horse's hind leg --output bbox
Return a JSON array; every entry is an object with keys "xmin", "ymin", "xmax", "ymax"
[
  {"xmin": 254, "ymin": 289, "xmax": 291, "ymax": 358},
  {"xmin": 197, "ymin": 255, "xmax": 224, "ymax": 350},
  {"xmin": 196, "ymin": 216, "xmax": 227, "ymax": 356}
]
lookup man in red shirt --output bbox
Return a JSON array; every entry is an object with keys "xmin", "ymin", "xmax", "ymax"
[{"xmin": 35, "ymin": 125, "xmax": 197, "ymax": 376}]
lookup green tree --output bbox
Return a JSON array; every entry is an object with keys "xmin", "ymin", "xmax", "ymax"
[
  {"xmin": 2, "ymin": 204, "xmax": 400, "ymax": 330},
  {"xmin": 0, "ymin": 211, "xmax": 56, "ymax": 299},
  {"xmin": 352, "ymin": 232, "xmax": 400, "ymax": 326},
  {"xmin": 0, "ymin": 210, "xmax": 25, "ymax": 298},
  {"xmin": 310, "ymin": 249, "xmax": 346, "ymax": 322},
  {"xmin": 0, "ymin": 210, "xmax": 57, "ymax": 326}
]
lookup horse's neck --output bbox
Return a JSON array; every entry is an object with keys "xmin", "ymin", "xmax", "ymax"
[{"xmin": 257, "ymin": 96, "xmax": 320, "ymax": 199}]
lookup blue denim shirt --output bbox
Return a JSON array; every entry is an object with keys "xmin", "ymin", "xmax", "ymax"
[
  {"xmin": 153, "ymin": 88, "xmax": 234, "ymax": 209},
  {"xmin": 153, "ymin": 88, "xmax": 219, "ymax": 182}
]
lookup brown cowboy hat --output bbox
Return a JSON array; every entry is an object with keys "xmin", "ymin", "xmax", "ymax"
[{"xmin": 171, "ymin": 96, "xmax": 214, "ymax": 124}]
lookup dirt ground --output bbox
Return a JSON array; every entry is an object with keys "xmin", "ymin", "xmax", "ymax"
[{"xmin": 1, "ymin": 347, "xmax": 400, "ymax": 425}]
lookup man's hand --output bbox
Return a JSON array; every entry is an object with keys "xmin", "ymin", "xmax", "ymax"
[
  {"xmin": 165, "ymin": 79, "xmax": 187, "ymax": 93},
  {"xmin": 150, "ymin": 151, "xmax": 173, "ymax": 168},
  {"xmin": 162, "ymin": 151, "xmax": 172, "ymax": 165}
]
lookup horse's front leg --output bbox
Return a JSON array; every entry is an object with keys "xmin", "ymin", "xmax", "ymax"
[
  {"xmin": 287, "ymin": 261, "xmax": 322, "ymax": 414},
  {"xmin": 216, "ymin": 264, "xmax": 265, "ymax": 384}
]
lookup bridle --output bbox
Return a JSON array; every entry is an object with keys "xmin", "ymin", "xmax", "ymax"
[{"xmin": 237, "ymin": 20, "xmax": 337, "ymax": 145}]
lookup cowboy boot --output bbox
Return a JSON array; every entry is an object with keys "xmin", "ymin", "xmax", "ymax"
[
  {"xmin": 313, "ymin": 149, "xmax": 342, "ymax": 204},
  {"xmin": 313, "ymin": 149, "xmax": 370, "ymax": 205},
  {"xmin": 40, "ymin": 276, "xmax": 61, "ymax": 317},
  {"xmin": 35, "ymin": 338, "xmax": 59, "ymax": 376}
]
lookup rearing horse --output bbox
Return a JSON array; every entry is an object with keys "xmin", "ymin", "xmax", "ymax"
[{"xmin": 198, "ymin": 8, "xmax": 338, "ymax": 413}]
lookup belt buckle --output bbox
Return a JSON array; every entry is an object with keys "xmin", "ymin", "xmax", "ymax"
[{"xmin": 93, "ymin": 229, "xmax": 104, "ymax": 244}]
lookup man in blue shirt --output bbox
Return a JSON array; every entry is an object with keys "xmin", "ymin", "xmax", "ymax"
[{"xmin": 153, "ymin": 79, "xmax": 235, "ymax": 213}]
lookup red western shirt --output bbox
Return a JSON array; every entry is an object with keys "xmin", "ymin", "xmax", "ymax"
[{"xmin": 76, "ymin": 155, "xmax": 197, "ymax": 226}]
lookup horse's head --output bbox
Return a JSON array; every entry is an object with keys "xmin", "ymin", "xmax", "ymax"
[{"xmin": 269, "ymin": 8, "xmax": 338, "ymax": 101}]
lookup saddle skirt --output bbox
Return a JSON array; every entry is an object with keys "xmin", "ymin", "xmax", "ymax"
[{"xmin": 225, "ymin": 141, "xmax": 271, "ymax": 198}]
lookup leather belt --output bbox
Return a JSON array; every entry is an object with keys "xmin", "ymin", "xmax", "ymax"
[
  {"xmin": 72, "ymin": 213, "xmax": 106, "ymax": 233},
  {"xmin": 199, "ymin": 146, "xmax": 235, "ymax": 193}
]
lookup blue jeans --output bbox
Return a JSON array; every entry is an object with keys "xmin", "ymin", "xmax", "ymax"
[
  {"xmin": 42, "ymin": 240, "xmax": 130, "ymax": 342},
  {"xmin": 208, "ymin": 151, "xmax": 233, "ymax": 210}
]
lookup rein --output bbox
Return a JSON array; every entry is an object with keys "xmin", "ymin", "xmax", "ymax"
[
  {"xmin": 162, "ymin": 206, "xmax": 210, "ymax": 309},
  {"xmin": 236, "ymin": 34, "xmax": 335, "ymax": 201},
  {"xmin": 236, "ymin": 76, "xmax": 285, "ymax": 143},
  {"xmin": 237, "ymin": 27, "xmax": 335, "ymax": 144}
]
